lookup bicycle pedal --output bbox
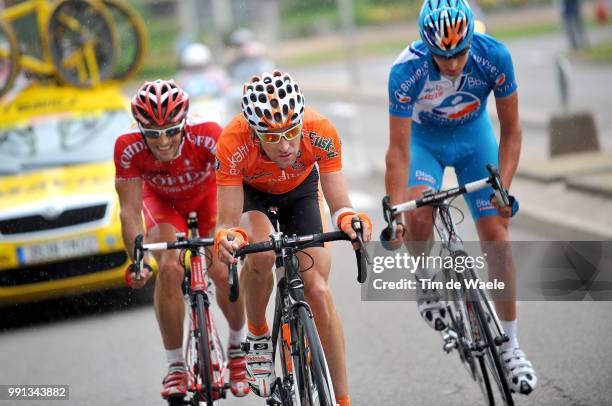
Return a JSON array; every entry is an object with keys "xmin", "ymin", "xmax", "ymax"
[{"xmin": 494, "ymin": 333, "xmax": 510, "ymax": 346}]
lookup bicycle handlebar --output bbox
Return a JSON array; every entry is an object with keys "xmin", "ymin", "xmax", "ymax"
[
  {"xmin": 232, "ymin": 224, "xmax": 370, "ymax": 284},
  {"xmin": 381, "ymin": 165, "xmax": 511, "ymax": 243},
  {"xmin": 131, "ymin": 235, "xmax": 239, "ymax": 302}
]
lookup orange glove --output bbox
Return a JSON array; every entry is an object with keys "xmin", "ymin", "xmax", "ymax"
[
  {"xmin": 337, "ymin": 210, "xmax": 373, "ymax": 240},
  {"xmin": 214, "ymin": 227, "xmax": 249, "ymax": 256}
]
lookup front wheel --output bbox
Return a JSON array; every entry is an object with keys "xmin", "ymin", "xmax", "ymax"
[
  {"xmin": 295, "ymin": 306, "xmax": 335, "ymax": 406},
  {"xmin": 195, "ymin": 293, "xmax": 214, "ymax": 406},
  {"xmin": 471, "ymin": 294, "xmax": 515, "ymax": 406}
]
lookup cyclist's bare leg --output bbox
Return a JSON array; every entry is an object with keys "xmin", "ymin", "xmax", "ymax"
[
  {"xmin": 147, "ymin": 223, "xmax": 185, "ymax": 351},
  {"xmin": 403, "ymin": 185, "xmax": 436, "ymax": 256},
  {"xmin": 299, "ymin": 246, "xmax": 349, "ymax": 398},
  {"xmin": 206, "ymin": 249, "xmax": 246, "ymax": 331},
  {"xmin": 475, "ymin": 215, "xmax": 516, "ymax": 321},
  {"xmin": 239, "ymin": 211, "xmax": 275, "ymax": 328}
]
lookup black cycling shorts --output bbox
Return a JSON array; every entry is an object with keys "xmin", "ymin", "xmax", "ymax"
[{"xmin": 243, "ymin": 167, "xmax": 324, "ymax": 244}]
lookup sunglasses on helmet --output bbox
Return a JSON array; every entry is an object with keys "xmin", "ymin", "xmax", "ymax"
[
  {"xmin": 255, "ymin": 122, "xmax": 303, "ymax": 144},
  {"xmin": 138, "ymin": 121, "xmax": 185, "ymax": 139}
]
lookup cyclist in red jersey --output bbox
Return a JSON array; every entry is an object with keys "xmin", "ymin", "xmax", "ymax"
[
  {"xmin": 114, "ymin": 80, "xmax": 249, "ymax": 401},
  {"xmin": 214, "ymin": 71, "xmax": 373, "ymax": 406}
]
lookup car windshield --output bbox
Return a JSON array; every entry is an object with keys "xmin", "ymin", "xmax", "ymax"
[{"xmin": 0, "ymin": 110, "xmax": 133, "ymax": 175}]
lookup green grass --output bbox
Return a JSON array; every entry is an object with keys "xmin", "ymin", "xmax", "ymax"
[
  {"xmin": 576, "ymin": 40, "xmax": 612, "ymax": 62},
  {"xmin": 488, "ymin": 22, "xmax": 559, "ymax": 39}
]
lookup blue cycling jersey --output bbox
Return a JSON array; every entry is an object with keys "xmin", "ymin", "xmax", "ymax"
[
  {"xmin": 388, "ymin": 33, "xmax": 518, "ymax": 220},
  {"xmin": 388, "ymin": 32, "xmax": 517, "ymax": 127}
]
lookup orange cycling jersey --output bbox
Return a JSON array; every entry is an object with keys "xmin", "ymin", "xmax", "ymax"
[{"xmin": 215, "ymin": 107, "xmax": 342, "ymax": 194}]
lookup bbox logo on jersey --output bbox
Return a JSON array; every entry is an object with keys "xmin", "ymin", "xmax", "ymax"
[
  {"xmin": 394, "ymin": 89, "xmax": 411, "ymax": 104},
  {"xmin": 120, "ymin": 140, "xmax": 147, "ymax": 169},
  {"xmin": 432, "ymin": 92, "xmax": 481, "ymax": 121},
  {"xmin": 494, "ymin": 73, "xmax": 506, "ymax": 89}
]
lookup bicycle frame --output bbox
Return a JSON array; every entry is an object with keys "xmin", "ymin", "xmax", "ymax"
[{"xmin": 181, "ymin": 216, "xmax": 228, "ymax": 404}]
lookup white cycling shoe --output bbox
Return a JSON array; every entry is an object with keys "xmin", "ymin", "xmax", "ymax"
[
  {"xmin": 244, "ymin": 333, "xmax": 276, "ymax": 398},
  {"xmin": 415, "ymin": 272, "xmax": 449, "ymax": 331},
  {"xmin": 500, "ymin": 346, "xmax": 538, "ymax": 395}
]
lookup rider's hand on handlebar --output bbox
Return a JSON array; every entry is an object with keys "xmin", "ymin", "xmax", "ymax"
[
  {"xmin": 490, "ymin": 191, "xmax": 519, "ymax": 218},
  {"xmin": 338, "ymin": 211, "xmax": 373, "ymax": 249},
  {"xmin": 124, "ymin": 262, "xmax": 153, "ymax": 289},
  {"xmin": 214, "ymin": 227, "xmax": 249, "ymax": 265}
]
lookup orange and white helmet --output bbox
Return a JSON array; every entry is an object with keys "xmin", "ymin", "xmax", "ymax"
[{"xmin": 241, "ymin": 71, "xmax": 305, "ymax": 131}]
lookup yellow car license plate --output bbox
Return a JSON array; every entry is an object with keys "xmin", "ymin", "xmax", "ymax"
[{"xmin": 17, "ymin": 236, "xmax": 99, "ymax": 265}]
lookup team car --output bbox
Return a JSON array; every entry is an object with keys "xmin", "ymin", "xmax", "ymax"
[{"xmin": 0, "ymin": 84, "xmax": 134, "ymax": 306}]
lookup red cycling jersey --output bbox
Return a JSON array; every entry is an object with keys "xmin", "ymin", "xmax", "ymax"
[{"xmin": 114, "ymin": 115, "xmax": 221, "ymax": 234}]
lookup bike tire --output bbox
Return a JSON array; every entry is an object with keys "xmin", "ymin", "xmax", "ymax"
[
  {"xmin": 471, "ymin": 294, "xmax": 515, "ymax": 406},
  {"xmin": 47, "ymin": 0, "xmax": 117, "ymax": 87},
  {"xmin": 195, "ymin": 293, "xmax": 215, "ymax": 406},
  {"xmin": 446, "ymin": 282, "xmax": 493, "ymax": 404},
  {"xmin": 100, "ymin": 0, "xmax": 147, "ymax": 80},
  {"xmin": 0, "ymin": 17, "xmax": 19, "ymax": 98},
  {"xmin": 296, "ymin": 306, "xmax": 335, "ymax": 406}
]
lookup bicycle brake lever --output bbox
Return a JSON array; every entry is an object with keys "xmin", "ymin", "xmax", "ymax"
[{"xmin": 133, "ymin": 234, "xmax": 144, "ymax": 281}]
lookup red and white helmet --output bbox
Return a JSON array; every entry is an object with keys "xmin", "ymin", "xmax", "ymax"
[
  {"xmin": 131, "ymin": 79, "xmax": 189, "ymax": 127},
  {"xmin": 241, "ymin": 71, "xmax": 305, "ymax": 132}
]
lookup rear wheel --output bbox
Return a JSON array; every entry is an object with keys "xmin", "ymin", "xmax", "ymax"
[
  {"xmin": 195, "ymin": 293, "xmax": 214, "ymax": 406},
  {"xmin": 48, "ymin": 0, "xmax": 117, "ymax": 87},
  {"xmin": 0, "ymin": 18, "xmax": 19, "ymax": 98},
  {"xmin": 101, "ymin": 0, "xmax": 147, "ymax": 80}
]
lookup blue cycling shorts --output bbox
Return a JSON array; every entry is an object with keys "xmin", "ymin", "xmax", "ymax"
[{"xmin": 408, "ymin": 113, "xmax": 499, "ymax": 220}]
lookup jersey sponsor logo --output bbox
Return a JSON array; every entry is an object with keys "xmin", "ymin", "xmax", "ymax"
[
  {"xmin": 244, "ymin": 167, "xmax": 273, "ymax": 181},
  {"xmin": 147, "ymin": 170, "xmax": 210, "ymax": 187},
  {"xmin": 420, "ymin": 84, "xmax": 445, "ymax": 101},
  {"xmin": 467, "ymin": 76, "xmax": 488, "ymax": 89},
  {"xmin": 394, "ymin": 89, "xmax": 411, "ymax": 104},
  {"xmin": 120, "ymin": 140, "xmax": 147, "ymax": 169},
  {"xmin": 309, "ymin": 133, "xmax": 338, "ymax": 159},
  {"xmin": 431, "ymin": 92, "xmax": 481, "ymax": 120},
  {"xmin": 227, "ymin": 140, "xmax": 255, "ymax": 174},
  {"xmin": 495, "ymin": 73, "xmax": 506, "ymax": 88},
  {"xmin": 189, "ymin": 134, "xmax": 217, "ymax": 153},
  {"xmin": 476, "ymin": 198, "xmax": 495, "ymax": 211},
  {"xmin": 414, "ymin": 170, "xmax": 436, "ymax": 185},
  {"xmin": 397, "ymin": 62, "xmax": 428, "ymax": 93},
  {"xmin": 472, "ymin": 54, "xmax": 502, "ymax": 77}
]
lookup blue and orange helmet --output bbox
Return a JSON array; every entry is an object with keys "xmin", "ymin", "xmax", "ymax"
[{"xmin": 418, "ymin": 0, "xmax": 475, "ymax": 57}]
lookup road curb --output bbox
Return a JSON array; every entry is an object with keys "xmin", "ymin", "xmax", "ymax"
[{"xmin": 514, "ymin": 204, "xmax": 612, "ymax": 241}]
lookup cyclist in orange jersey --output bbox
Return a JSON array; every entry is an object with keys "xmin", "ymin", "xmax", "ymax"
[{"xmin": 213, "ymin": 71, "xmax": 372, "ymax": 406}]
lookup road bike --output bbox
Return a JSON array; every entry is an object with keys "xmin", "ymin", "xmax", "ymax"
[
  {"xmin": 133, "ymin": 212, "xmax": 239, "ymax": 406},
  {"xmin": 0, "ymin": 0, "xmax": 117, "ymax": 97},
  {"xmin": 381, "ymin": 164, "xmax": 515, "ymax": 406},
  {"xmin": 0, "ymin": 0, "xmax": 147, "ymax": 97},
  {"xmin": 232, "ymin": 207, "xmax": 368, "ymax": 406}
]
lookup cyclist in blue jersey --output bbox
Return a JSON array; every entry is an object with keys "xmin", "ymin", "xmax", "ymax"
[{"xmin": 385, "ymin": 0, "xmax": 536, "ymax": 395}]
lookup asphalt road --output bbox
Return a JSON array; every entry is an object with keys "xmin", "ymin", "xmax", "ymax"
[{"xmin": 1, "ymin": 176, "xmax": 611, "ymax": 405}]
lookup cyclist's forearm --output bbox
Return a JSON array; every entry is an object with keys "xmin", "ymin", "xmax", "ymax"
[
  {"xmin": 215, "ymin": 185, "xmax": 244, "ymax": 231},
  {"xmin": 120, "ymin": 209, "xmax": 144, "ymax": 261},
  {"xmin": 385, "ymin": 147, "xmax": 410, "ymax": 205},
  {"xmin": 498, "ymin": 125, "xmax": 522, "ymax": 189}
]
